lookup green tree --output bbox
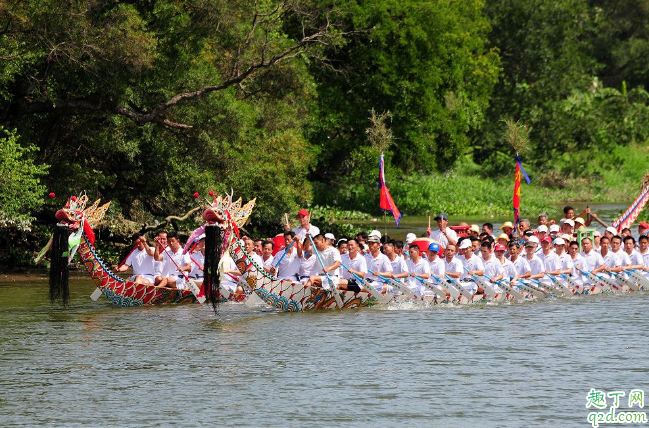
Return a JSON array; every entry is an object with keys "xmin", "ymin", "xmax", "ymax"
[{"xmin": 0, "ymin": 127, "xmax": 48, "ymax": 220}]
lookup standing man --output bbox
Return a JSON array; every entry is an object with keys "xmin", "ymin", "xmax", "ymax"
[
  {"xmin": 286, "ymin": 209, "xmax": 320, "ymax": 243},
  {"xmin": 427, "ymin": 213, "xmax": 458, "ymax": 247}
]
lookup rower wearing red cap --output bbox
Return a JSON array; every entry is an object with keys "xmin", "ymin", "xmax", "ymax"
[
  {"xmin": 285, "ymin": 209, "xmax": 320, "ymax": 243},
  {"xmin": 639, "ymin": 222, "xmax": 649, "ymax": 237}
]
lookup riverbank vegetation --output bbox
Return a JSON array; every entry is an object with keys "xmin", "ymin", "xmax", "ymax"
[{"xmin": 2, "ymin": 0, "xmax": 649, "ymax": 267}]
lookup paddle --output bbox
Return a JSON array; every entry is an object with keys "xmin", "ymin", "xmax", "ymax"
[
  {"xmin": 224, "ymin": 272, "xmax": 263, "ymax": 308},
  {"xmin": 417, "ymin": 273, "xmax": 453, "ymax": 301},
  {"xmin": 607, "ymin": 270, "xmax": 639, "ymax": 291},
  {"xmin": 155, "ymin": 239, "xmax": 203, "ymax": 302},
  {"xmin": 273, "ymin": 240, "xmax": 296, "ymax": 269},
  {"xmin": 492, "ymin": 278, "xmax": 525, "ymax": 302},
  {"xmin": 559, "ymin": 273, "xmax": 582, "ymax": 294},
  {"xmin": 463, "ymin": 266, "xmax": 497, "ymax": 300},
  {"xmin": 443, "ymin": 273, "xmax": 475, "ymax": 302},
  {"xmin": 576, "ymin": 268, "xmax": 611, "ymax": 293},
  {"xmin": 340, "ymin": 262, "xmax": 391, "ymax": 304},
  {"xmin": 513, "ymin": 279, "xmax": 547, "ymax": 299},
  {"xmin": 307, "ymin": 234, "xmax": 344, "ymax": 309},
  {"xmin": 544, "ymin": 273, "xmax": 574, "ymax": 296},
  {"xmin": 366, "ymin": 268, "xmax": 417, "ymax": 299},
  {"xmin": 628, "ymin": 269, "xmax": 649, "ymax": 289}
]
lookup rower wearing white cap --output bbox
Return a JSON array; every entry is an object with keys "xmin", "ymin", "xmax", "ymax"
[
  {"xmin": 324, "ymin": 233, "xmax": 336, "ymax": 247},
  {"xmin": 404, "ymin": 232, "xmax": 417, "ymax": 260},
  {"xmin": 537, "ymin": 224, "xmax": 549, "ymax": 240},
  {"xmin": 427, "ymin": 214, "xmax": 458, "ymax": 247},
  {"xmin": 549, "ymin": 224, "xmax": 561, "ymax": 239},
  {"xmin": 364, "ymin": 235, "xmax": 393, "ymax": 293},
  {"xmin": 524, "ymin": 236, "xmax": 546, "ymax": 280},
  {"xmin": 458, "ymin": 238, "xmax": 483, "ymax": 295},
  {"xmin": 604, "ymin": 226, "xmax": 618, "ymax": 241},
  {"xmin": 553, "ymin": 238, "xmax": 573, "ymax": 274}
]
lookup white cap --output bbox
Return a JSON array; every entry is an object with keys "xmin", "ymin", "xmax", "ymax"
[
  {"xmin": 575, "ymin": 217, "xmax": 585, "ymax": 224},
  {"xmin": 561, "ymin": 234, "xmax": 572, "ymax": 241},
  {"xmin": 553, "ymin": 237, "xmax": 566, "ymax": 245},
  {"xmin": 527, "ymin": 236, "xmax": 540, "ymax": 245},
  {"xmin": 537, "ymin": 225, "xmax": 548, "ymax": 233},
  {"xmin": 593, "ymin": 230, "xmax": 601, "ymax": 237},
  {"xmin": 605, "ymin": 227, "xmax": 618, "ymax": 236},
  {"xmin": 458, "ymin": 239, "xmax": 472, "ymax": 249},
  {"xmin": 563, "ymin": 219, "xmax": 575, "ymax": 227},
  {"xmin": 324, "ymin": 233, "xmax": 335, "ymax": 241},
  {"xmin": 470, "ymin": 224, "xmax": 480, "ymax": 233},
  {"xmin": 405, "ymin": 233, "xmax": 417, "ymax": 244},
  {"xmin": 549, "ymin": 224, "xmax": 560, "ymax": 233},
  {"xmin": 368, "ymin": 229, "xmax": 382, "ymax": 239}
]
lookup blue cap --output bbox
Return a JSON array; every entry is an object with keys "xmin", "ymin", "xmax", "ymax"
[
  {"xmin": 434, "ymin": 214, "xmax": 448, "ymax": 221},
  {"xmin": 428, "ymin": 242, "xmax": 440, "ymax": 252}
]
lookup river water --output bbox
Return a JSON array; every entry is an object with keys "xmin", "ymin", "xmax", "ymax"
[{"xmin": 1, "ymin": 278, "xmax": 648, "ymax": 427}]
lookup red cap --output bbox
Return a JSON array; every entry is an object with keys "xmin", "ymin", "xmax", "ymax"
[
  {"xmin": 297, "ymin": 209, "xmax": 309, "ymax": 217},
  {"xmin": 640, "ymin": 222, "xmax": 649, "ymax": 229},
  {"xmin": 541, "ymin": 236, "xmax": 552, "ymax": 243},
  {"xmin": 494, "ymin": 243, "xmax": 506, "ymax": 252}
]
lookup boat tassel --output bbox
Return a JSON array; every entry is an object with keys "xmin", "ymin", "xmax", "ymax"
[
  {"xmin": 49, "ymin": 224, "xmax": 70, "ymax": 305},
  {"xmin": 204, "ymin": 224, "xmax": 222, "ymax": 312}
]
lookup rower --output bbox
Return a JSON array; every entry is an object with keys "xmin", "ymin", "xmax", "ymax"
[
  {"xmin": 337, "ymin": 238, "xmax": 349, "ymax": 255},
  {"xmin": 356, "ymin": 231, "xmax": 368, "ymax": 250},
  {"xmin": 443, "ymin": 243, "xmax": 464, "ymax": 281},
  {"xmin": 553, "ymin": 238, "xmax": 573, "ymax": 274},
  {"xmin": 254, "ymin": 239, "xmax": 264, "ymax": 257},
  {"xmin": 287, "ymin": 209, "xmax": 320, "ymax": 243},
  {"xmin": 623, "ymin": 236, "xmax": 643, "ymax": 270},
  {"xmin": 523, "ymin": 236, "xmax": 546, "ymax": 281},
  {"xmin": 549, "ymin": 224, "xmax": 561, "ymax": 239},
  {"xmin": 481, "ymin": 241, "xmax": 504, "ymax": 292},
  {"xmin": 187, "ymin": 235, "xmax": 206, "ymax": 282},
  {"xmin": 271, "ymin": 231, "xmax": 301, "ymax": 281},
  {"xmin": 496, "ymin": 233, "xmax": 510, "ymax": 248},
  {"xmin": 298, "ymin": 237, "xmax": 319, "ymax": 284},
  {"xmin": 604, "ymin": 227, "xmax": 618, "ymax": 242},
  {"xmin": 537, "ymin": 225, "xmax": 549, "ymax": 242},
  {"xmin": 261, "ymin": 240, "xmax": 275, "ymax": 272},
  {"xmin": 568, "ymin": 240, "xmax": 585, "ymax": 288},
  {"xmin": 427, "ymin": 242, "xmax": 444, "ymax": 279},
  {"xmin": 574, "ymin": 217, "xmax": 586, "ymax": 230},
  {"xmin": 639, "ymin": 235, "xmax": 649, "ymax": 276},
  {"xmin": 427, "ymin": 213, "xmax": 458, "ymax": 247},
  {"xmin": 338, "ymin": 237, "xmax": 367, "ymax": 292},
  {"xmin": 406, "ymin": 245, "xmax": 430, "ymax": 295},
  {"xmin": 362, "ymin": 234, "xmax": 393, "ymax": 293},
  {"xmin": 244, "ymin": 237, "xmax": 264, "ymax": 267},
  {"xmin": 219, "ymin": 251, "xmax": 245, "ymax": 295},
  {"xmin": 152, "ymin": 230, "xmax": 168, "ymax": 285},
  {"xmin": 394, "ymin": 240, "xmax": 406, "ymax": 258},
  {"xmin": 495, "ymin": 243, "xmax": 515, "ymax": 278},
  {"xmin": 324, "ymin": 233, "xmax": 336, "ymax": 247},
  {"xmin": 115, "ymin": 233, "xmax": 155, "ymax": 286},
  {"xmin": 508, "ymin": 240, "xmax": 531, "ymax": 284},
  {"xmin": 579, "ymin": 237, "xmax": 605, "ymax": 289},
  {"xmin": 384, "ymin": 240, "xmax": 408, "ymax": 281},
  {"xmin": 304, "ymin": 234, "xmax": 341, "ymax": 289},
  {"xmin": 468, "ymin": 224, "xmax": 480, "ymax": 238},
  {"xmin": 593, "ymin": 230, "xmax": 602, "ymax": 251},
  {"xmin": 609, "ymin": 235, "xmax": 632, "ymax": 272},
  {"xmin": 538, "ymin": 236, "xmax": 556, "ymax": 264},
  {"xmin": 561, "ymin": 219, "xmax": 575, "ymax": 237},
  {"xmin": 154, "ymin": 231, "xmax": 190, "ymax": 289},
  {"xmin": 459, "ymin": 238, "xmax": 483, "ymax": 295}
]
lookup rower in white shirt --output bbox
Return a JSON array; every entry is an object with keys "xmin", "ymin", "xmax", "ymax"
[
  {"xmin": 261, "ymin": 240, "xmax": 275, "ymax": 272},
  {"xmin": 405, "ymin": 245, "xmax": 430, "ymax": 295},
  {"xmin": 523, "ymin": 236, "xmax": 545, "ymax": 281},
  {"xmin": 338, "ymin": 238, "xmax": 367, "ymax": 292},
  {"xmin": 364, "ymin": 235, "xmax": 393, "ymax": 294},
  {"xmin": 426, "ymin": 242, "xmax": 445, "ymax": 279},
  {"xmin": 426, "ymin": 213, "xmax": 458, "ymax": 247},
  {"xmin": 115, "ymin": 233, "xmax": 155, "ymax": 285},
  {"xmin": 271, "ymin": 232, "xmax": 301, "ymax": 281},
  {"xmin": 298, "ymin": 237, "xmax": 319, "ymax": 284},
  {"xmin": 623, "ymin": 236, "xmax": 643, "ymax": 269},
  {"xmin": 494, "ymin": 243, "xmax": 515, "ymax": 279},
  {"xmin": 639, "ymin": 235, "xmax": 649, "ymax": 277},
  {"xmin": 384, "ymin": 240, "xmax": 408, "ymax": 284},
  {"xmin": 458, "ymin": 239, "xmax": 483, "ymax": 295},
  {"xmin": 304, "ymin": 234, "xmax": 342, "ymax": 290},
  {"xmin": 508, "ymin": 241, "xmax": 531, "ymax": 284}
]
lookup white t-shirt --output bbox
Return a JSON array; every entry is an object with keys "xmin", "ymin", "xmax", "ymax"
[
  {"xmin": 499, "ymin": 257, "xmax": 516, "ymax": 279},
  {"xmin": 460, "ymin": 254, "xmax": 484, "ymax": 280},
  {"xmin": 272, "ymin": 249, "xmax": 301, "ymax": 280},
  {"xmin": 262, "ymin": 255, "xmax": 274, "ymax": 269},
  {"xmin": 366, "ymin": 252, "xmax": 393, "ymax": 281},
  {"xmin": 292, "ymin": 224, "xmax": 321, "ymax": 243},
  {"xmin": 641, "ymin": 249, "xmax": 649, "ymax": 268},
  {"xmin": 161, "ymin": 246, "xmax": 186, "ymax": 278},
  {"xmin": 298, "ymin": 254, "xmax": 319, "ymax": 278},
  {"xmin": 187, "ymin": 251, "xmax": 204, "ymax": 278},
  {"xmin": 483, "ymin": 257, "xmax": 504, "ymax": 280},
  {"xmin": 389, "ymin": 255, "xmax": 408, "ymax": 278},
  {"xmin": 526, "ymin": 254, "xmax": 545, "ymax": 276},
  {"xmin": 580, "ymin": 251, "xmax": 604, "ymax": 271},
  {"xmin": 427, "ymin": 256, "xmax": 445, "ymax": 278},
  {"xmin": 125, "ymin": 247, "xmax": 155, "ymax": 276},
  {"xmin": 316, "ymin": 246, "xmax": 342, "ymax": 277},
  {"xmin": 612, "ymin": 249, "xmax": 631, "ymax": 267},
  {"xmin": 542, "ymin": 252, "xmax": 560, "ymax": 272},
  {"xmin": 341, "ymin": 252, "xmax": 367, "ymax": 280},
  {"xmin": 511, "ymin": 256, "xmax": 531, "ymax": 277},
  {"xmin": 219, "ymin": 254, "xmax": 240, "ymax": 292},
  {"xmin": 406, "ymin": 258, "xmax": 430, "ymax": 289},
  {"xmin": 627, "ymin": 250, "xmax": 643, "ymax": 266},
  {"xmin": 444, "ymin": 257, "xmax": 464, "ymax": 276},
  {"xmin": 429, "ymin": 228, "xmax": 458, "ymax": 248}
]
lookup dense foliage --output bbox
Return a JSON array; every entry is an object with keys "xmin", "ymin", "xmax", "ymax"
[{"xmin": 1, "ymin": 0, "xmax": 649, "ymax": 253}]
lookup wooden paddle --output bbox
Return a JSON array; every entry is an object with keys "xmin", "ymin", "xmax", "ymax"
[{"xmin": 307, "ymin": 234, "xmax": 344, "ymax": 309}]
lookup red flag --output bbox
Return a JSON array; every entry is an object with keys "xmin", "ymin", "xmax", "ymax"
[{"xmin": 379, "ymin": 154, "xmax": 402, "ymax": 226}]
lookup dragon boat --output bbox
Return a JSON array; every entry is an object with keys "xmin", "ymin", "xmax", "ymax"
[
  {"xmin": 228, "ymin": 237, "xmax": 649, "ymax": 312},
  {"xmin": 45, "ymin": 193, "xmax": 256, "ymax": 307}
]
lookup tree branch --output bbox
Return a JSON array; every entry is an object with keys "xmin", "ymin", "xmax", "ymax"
[{"xmin": 137, "ymin": 206, "xmax": 202, "ymax": 234}]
